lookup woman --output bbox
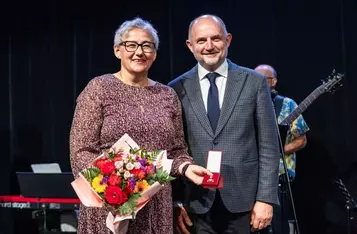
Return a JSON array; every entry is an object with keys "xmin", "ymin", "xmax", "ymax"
[{"xmin": 70, "ymin": 17, "xmax": 209, "ymax": 234}]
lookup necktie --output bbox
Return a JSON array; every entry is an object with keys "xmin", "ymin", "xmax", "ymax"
[{"xmin": 207, "ymin": 72, "xmax": 220, "ymax": 133}]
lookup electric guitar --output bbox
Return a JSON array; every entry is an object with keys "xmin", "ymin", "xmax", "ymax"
[{"xmin": 278, "ymin": 70, "xmax": 343, "ymax": 145}]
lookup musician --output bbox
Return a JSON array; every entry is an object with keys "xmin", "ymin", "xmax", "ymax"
[{"xmin": 254, "ymin": 64, "xmax": 310, "ymax": 234}]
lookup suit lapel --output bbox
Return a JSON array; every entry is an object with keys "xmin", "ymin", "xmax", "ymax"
[
  {"xmin": 215, "ymin": 63, "xmax": 247, "ymax": 136},
  {"xmin": 182, "ymin": 67, "xmax": 215, "ymax": 137}
]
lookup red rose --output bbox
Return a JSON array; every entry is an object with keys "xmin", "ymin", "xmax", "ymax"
[
  {"xmin": 105, "ymin": 186, "xmax": 128, "ymax": 205},
  {"xmin": 130, "ymin": 169, "xmax": 146, "ymax": 180},
  {"xmin": 100, "ymin": 161, "xmax": 115, "ymax": 175},
  {"xmin": 108, "ymin": 173, "xmax": 121, "ymax": 186}
]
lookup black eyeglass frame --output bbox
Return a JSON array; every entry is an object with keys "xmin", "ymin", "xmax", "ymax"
[{"xmin": 119, "ymin": 41, "xmax": 156, "ymax": 53}]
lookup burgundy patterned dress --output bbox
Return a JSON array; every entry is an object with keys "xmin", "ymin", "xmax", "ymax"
[{"xmin": 70, "ymin": 74, "xmax": 192, "ymax": 234}]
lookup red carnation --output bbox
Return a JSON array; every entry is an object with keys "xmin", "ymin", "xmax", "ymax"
[
  {"xmin": 146, "ymin": 165, "xmax": 155, "ymax": 175},
  {"xmin": 105, "ymin": 186, "xmax": 128, "ymax": 205},
  {"xmin": 108, "ymin": 173, "xmax": 121, "ymax": 186},
  {"xmin": 130, "ymin": 169, "xmax": 146, "ymax": 180},
  {"xmin": 123, "ymin": 183, "xmax": 133, "ymax": 196},
  {"xmin": 96, "ymin": 158, "xmax": 107, "ymax": 168},
  {"xmin": 100, "ymin": 161, "xmax": 115, "ymax": 175},
  {"xmin": 114, "ymin": 153, "xmax": 123, "ymax": 162}
]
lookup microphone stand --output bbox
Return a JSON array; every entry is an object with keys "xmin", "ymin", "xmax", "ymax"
[
  {"xmin": 270, "ymin": 90, "xmax": 300, "ymax": 234},
  {"xmin": 275, "ymin": 121, "xmax": 301, "ymax": 234},
  {"xmin": 333, "ymin": 177, "xmax": 357, "ymax": 234}
]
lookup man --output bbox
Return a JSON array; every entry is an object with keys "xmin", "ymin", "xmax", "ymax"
[
  {"xmin": 168, "ymin": 15, "xmax": 280, "ymax": 234},
  {"xmin": 254, "ymin": 64, "xmax": 309, "ymax": 234}
]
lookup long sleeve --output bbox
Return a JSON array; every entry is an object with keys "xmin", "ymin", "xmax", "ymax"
[
  {"xmin": 70, "ymin": 79, "xmax": 103, "ymax": 178},
  {"xmin": 255, "ymin": 78, "xmax": 280, "ymax": 205},
  {"xmin": 168, "ymin": 89, "xmax": 194, "ymax": 177}
]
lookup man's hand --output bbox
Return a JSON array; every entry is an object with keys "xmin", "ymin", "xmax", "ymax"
[
  {"xmin": 174, "ymin": 206, "xmax": 192, "ymax": 234},
  {"xmin": 185, "ymin": 164, "xmax": 212, "ymax": 185},
  {"xmin": 250, "ymin": 201, "xmax": 273, "ymax": 232}
]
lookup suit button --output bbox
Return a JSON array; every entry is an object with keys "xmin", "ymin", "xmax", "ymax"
[{"xmin": 213, "ymin": 140, "xmax": 218, "ymax": 145}]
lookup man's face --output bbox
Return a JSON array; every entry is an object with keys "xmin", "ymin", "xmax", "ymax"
[
  {"xmin": 255, "ymin": 67, "xmax": 277, "ymax": 91},
  {"xmin": 186, "ymin": 17, "xmax": 232, "ymax": 71}
]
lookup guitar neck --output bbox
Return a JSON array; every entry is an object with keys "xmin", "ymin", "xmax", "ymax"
[{"xmin": 280, "ymin": 86, "xmax": 324, "ymax": 125}]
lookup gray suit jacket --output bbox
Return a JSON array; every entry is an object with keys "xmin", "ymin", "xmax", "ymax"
[{"xmin": 168, "ymin": 60, "xmax": 280, "ymax": 214}]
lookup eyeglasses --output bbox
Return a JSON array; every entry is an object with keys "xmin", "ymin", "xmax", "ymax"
[
  {"xmin": 119, "ymin": 41, "xmax": 156, "ymax": 53},
  {"xmin": 266, "ymin": 76, "xmax": 275, "ymax": 80}
]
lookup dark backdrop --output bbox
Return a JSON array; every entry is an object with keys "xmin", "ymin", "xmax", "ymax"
[{"xmin": 1, "ymin": 0, "xmax": 357, "ymax": 233}]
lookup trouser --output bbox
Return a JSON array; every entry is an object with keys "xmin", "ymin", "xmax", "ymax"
[{"xmin": 189, "ymin": 190, "xmax": 251, "ymax": 234}]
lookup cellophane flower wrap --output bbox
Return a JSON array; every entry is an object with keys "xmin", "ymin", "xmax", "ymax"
[{"xmin": 71, "ymin": 134, "xmax": 174, "ymax": 234}]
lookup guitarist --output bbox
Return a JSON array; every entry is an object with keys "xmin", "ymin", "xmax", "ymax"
[{"xmin": 254, "ymin": 64, "xmax": 310, "ymax": 234}]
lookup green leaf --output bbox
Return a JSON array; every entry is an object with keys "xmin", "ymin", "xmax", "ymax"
[
  {"xmin": 81, "ymin": 168, "xmax": 101, "ymax": 182},
  {"xmin": 141, "ymin": 151, "xmax": 149, "ymax": 160},
  {"xmin": 146, "ymin": 178, "xmax": 155, "ymax": 186},
  {"xmin": 148, "ymin": 150, "xmax": 161, "ymax": 162},
  {"xmin": 117, "ymin": 193, "xmax": 141, "ymax": 217},
  {"xmin": 107, "ymin": 151, "xmax": 116, "ymax": 161},
  {"xmin": 128, "ymin": 145, "xmax": 141, "ymax": 155},
  {"xmin": 151, "ymin": 167, "xmax": 175, "ymax": 184},
  {"xmin": 120, "ymin": 180, "xmax": 127, "ymax": 191}
]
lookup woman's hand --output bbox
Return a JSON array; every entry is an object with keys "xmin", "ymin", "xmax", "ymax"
[{"xmin": 181, "ymin": 164, "xmax": 212, "ymax": 185}]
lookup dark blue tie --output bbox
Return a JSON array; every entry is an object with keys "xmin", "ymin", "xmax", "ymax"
[{"xmin": 207, "ymin": 72, "xmax": 220, "ymax": 133}]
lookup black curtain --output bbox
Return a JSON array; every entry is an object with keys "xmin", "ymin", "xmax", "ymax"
[{"xmin": 1, "ymin": 0, "xmax": 356, "ymax": 233}]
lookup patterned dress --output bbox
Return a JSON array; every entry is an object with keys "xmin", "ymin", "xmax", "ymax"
[{"xmin": 70, "ymin": 74, "xmax": 192, "ymax": 234}]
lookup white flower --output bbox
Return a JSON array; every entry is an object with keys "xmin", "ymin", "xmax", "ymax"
[
  {"xmin": 119, "ymin": 168, "xmax": 124, "ymax": 173},
  {"xmin": 115, "ymin": 161, "xmax": 124, "ymax": 169},
  {"xmin": 124, "ymin": 171, "xmax": 132, "ymax": 179},
  {"xmin": 123, "ymin": 157, "xmax": 129, "ymax": 164},
  {"xmin": 126, "ymin": 162, "xmax": 134, "ymax": 170},
  {"xmin": 134, "ymin": 162, "xmax": 141, "ymax": 169}
]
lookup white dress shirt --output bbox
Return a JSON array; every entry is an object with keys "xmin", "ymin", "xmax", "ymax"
[{"xmin": 198, "ymin": 60, "xmax": 228, "ymax": 112}]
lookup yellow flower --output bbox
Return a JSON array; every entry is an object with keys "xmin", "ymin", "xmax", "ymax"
[
  {"xmin": 92, "ymin": 175, "xmax": 107, "ymax": 193},
  {"xmin": 134, "ymin": 180, "xmax": 150, "ymax": 193}
]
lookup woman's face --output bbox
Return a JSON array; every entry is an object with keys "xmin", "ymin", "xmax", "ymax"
[{"xmin": 114, "ymin": 28, "xmax": 157, "ymax": 75}]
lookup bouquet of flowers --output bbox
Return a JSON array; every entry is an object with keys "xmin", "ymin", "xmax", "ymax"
[{"xmin": 71, "ymin": 134, "xmax": 174, "ymax": 234}]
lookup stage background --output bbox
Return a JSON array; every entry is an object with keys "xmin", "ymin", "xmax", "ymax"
[{"xmin": 1, "ymin": 0, "xmax": 356, "ymax": 233}]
